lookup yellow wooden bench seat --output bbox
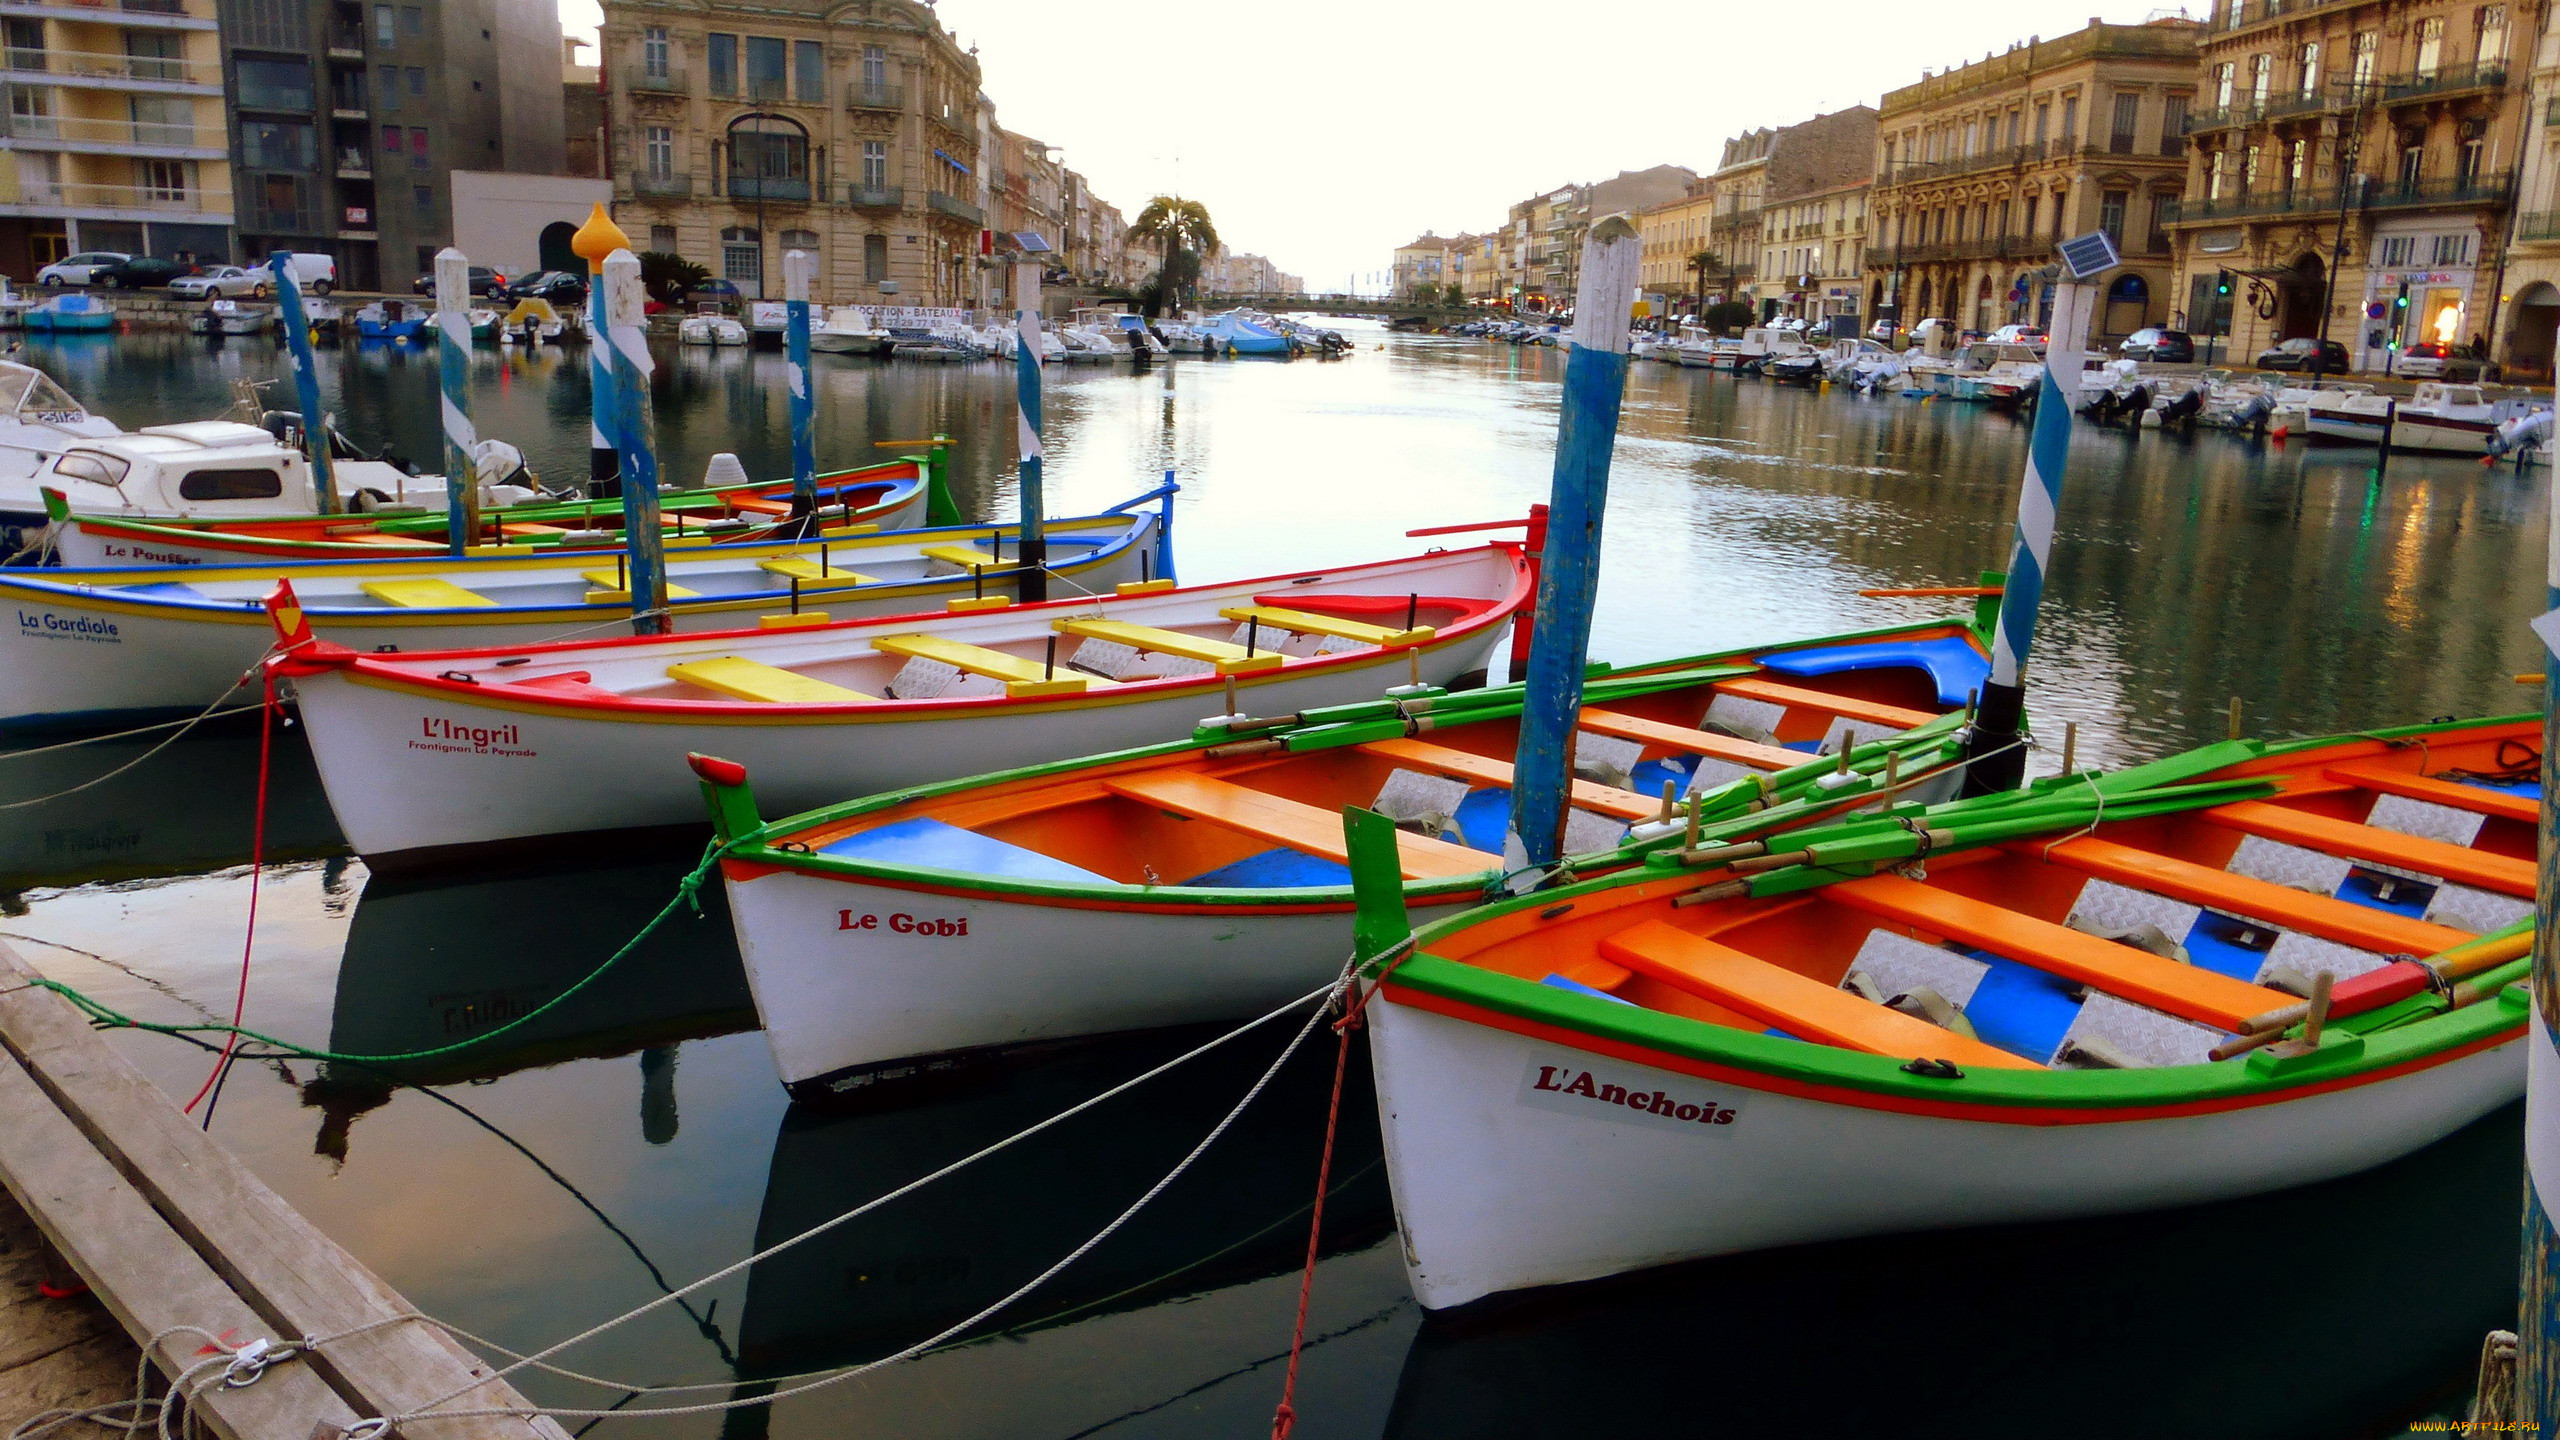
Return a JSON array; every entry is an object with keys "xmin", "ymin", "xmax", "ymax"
[
  {"xmin": 920, "ymin": 543, "xmax": 1001, "ymax": 569},
  {"xmin": 358, "ymin": 578, "xmax": 496, "ymax": 608},
  {"xmin": 1597, "ymin": 920, "xmax": 2041, "ymax": 1069},
  {"xmin": 1102, "ymin": 770, "xmax": 1491, "ymax": 880},
  {"xmin": 1357, "ymin": 736, "xmax": 1659, "ymax": 820},
  {"xmin": 757, "ymin": 557, "xmax": 880, "ymax": 585},
  {"xmin": 1217, "ymin": 604, "xmax": 1434, "ymax": 647},
  {"xmin": 869, "ymin": 632, "xmax": 1089, "ymax": 698},
  {"xmin": 578, "ymin": 569, "xmax": 702, "ymax": 599},
  {"xmin": 1711, "ymin": 676, "xmax": 1939, "ymax": 732},
  {"xmin": 1824, "ymin": 871, "xmax": 2287, "ymax": 1030},
  {"xmin": 2203, "ymin": 799, "xmax": 2533, "ymax": 897},
  {"xmin": 2325, "ymin": 760, "xmax": 2539, "ymax": 825},
  {"xmin": 666, "ymin": 656, "xmax": 876, "ymax": 704},
  {"xmin": 1574, "ymin": 707, "xmax": 1804, "ymax": 772},
  {"xmin": 2023, "ymin": 836, "xmax": 2473, "ymax": 954},
  {"xmin": 1054, "ymin": 616, "xmax": 1284, "ymax": 674}
]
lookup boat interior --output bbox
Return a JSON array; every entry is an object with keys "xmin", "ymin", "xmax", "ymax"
[
  {"xmin": 1419, "ymin": 720, "xmax": 2540, "ymax": 1071},
  {"xmin": 774, "ymin": 630, "xmax": 1991, "ymax": 895}
]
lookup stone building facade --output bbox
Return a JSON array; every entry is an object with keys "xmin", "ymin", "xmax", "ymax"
[
  {"xmin": 1866, "ymin": 17, "xmax": 2199, "ymax": 340},
  {"xmin": 1755, "ymin": 106, "xmax": 1877, "ymax": 325}
]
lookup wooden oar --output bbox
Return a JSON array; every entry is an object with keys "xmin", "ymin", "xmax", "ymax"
[{"xmin": 2207, "ymin": 926, "xmax": 2533, "ymax": 1059}]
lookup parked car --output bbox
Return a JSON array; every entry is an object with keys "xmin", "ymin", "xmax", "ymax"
[
  {"xmin": 92, "ymin": 256, "xmax": 196, "ymax": 289},
  {"xmin": 1990, "ymin": 324, "xmax": 2048, "ymax": 350},
  {"xmin": 2119, "ymin": 327, "xmax": 2196, "ymax": 363},
  {"xmin": 2396, "ymin": 340, "xmax": 2484, "ymax": 382},
  {"xmin": 1907, "ymin": 317, "xmax": 1953, "ymax": 350},
  {"xmin": 269, "ymin": 252, "xmax": 335, "ymax": 293},
  {"xmin": 35, "ymin": 252, "xmax": 130, "ymax": 286},
  {"xmin": 504, "ymin": 270, "xmax": 587, "ymax": 305},
  {"xmin": 1868, "ymin": 318, "xmax": 1901, "ymax": 343},
  {"xmin": 2257, "ymin": 336, "xmax": 2351, "ymax": 374},
  {"xmin": 167, "ymin": 265, "xmax": 270, "ymax": 300},
  {"xmin": 412, "ymin": 265, "xmax": 508, "ymax": 297}
]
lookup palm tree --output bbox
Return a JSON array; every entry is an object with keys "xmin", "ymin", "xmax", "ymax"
[
  {"xmin": 1129, "ymin": 195, "xmax": 1219, "ymax": 315},
  {"xmin": 1687, "ymin": 248, "xmax": 1724, "ymax": 324}
]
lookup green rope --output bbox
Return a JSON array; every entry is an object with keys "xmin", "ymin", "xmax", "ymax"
[{"xmin": 29, "ymin": 839, "xmax": 739, "ymax": 1067}]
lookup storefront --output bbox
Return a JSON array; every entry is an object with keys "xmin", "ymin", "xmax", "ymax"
[{"xmin": 2357, "ymin": 220, "xmax": 2481, "ymax": 372}]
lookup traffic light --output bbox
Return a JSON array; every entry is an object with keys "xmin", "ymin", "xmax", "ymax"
[{"xmin": 2215, "ymin": 269, "xmax": 2231, "ymax": 297}]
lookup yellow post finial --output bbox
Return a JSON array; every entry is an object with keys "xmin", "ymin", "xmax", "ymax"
[{"xmin": 571, "ymin": 203, "xmax": 631, "ymax": 264}]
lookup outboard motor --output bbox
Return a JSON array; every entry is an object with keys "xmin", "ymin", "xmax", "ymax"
[
  {"xmin": 2486, "ymin": 408, "xmax": 2554, "ymax": 459},
  {"xmin": 2159, "ymin": 387, "xmax": 2204, "ymax": 429}
]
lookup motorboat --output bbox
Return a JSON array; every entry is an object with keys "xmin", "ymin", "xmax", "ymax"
[
  {"xmin": 1669, "ymin": 324, "xmax": 1720, "ymax": 369},
  {"xmin": 2301, "ymin": 387, "xmax": 2393, "ymax": 446},
  {"xmin": 24, "ymin": 293, "xmax": 114, "ymax": 334},
  {"xmin": 2386, "ymin": 382, "xmax": 2505, "ymax": 455},
  {"xmin": 811, "ymin": 306, "xmax": 889, "ymax": 355},
  {"xmin": 678, "ymin": 312, "xmax": 748, "ymax": 346},
  {"xmin": 1975, "ymin": 345, "xmax": 2048, "ymax": 406},
  {"xmin": 495, "ymin": 298, "xmax": 568, "ymax": 347},
  {"xmin": 748, "ymin": 300, "xmax": 789, "ymax": 347},
  {"xmin": 354, "ymin": 300, "xmax": 427, "ymax": 341},
  {"xmin": 887, "ymin": 323, "xmax": 982, "ymax": 361},
  {"xmin": 0, "ymin": 277, "xmax": 33, "ymax": 331},
  {"xmin": 188, "ymin": 299, "xmax": 272, "ymax": 336},
  {"xmin": 1196, "ymin": 310, "xmax": 1292, "ymax": 356},
  {"xmin": 301, "ymin": 297, "xmax": 343, "ymax": 341}
]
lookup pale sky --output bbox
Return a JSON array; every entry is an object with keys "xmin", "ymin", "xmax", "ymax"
[{"xmin": 557, "ymin": 0, "xmax": 2188, "ymax": 292}]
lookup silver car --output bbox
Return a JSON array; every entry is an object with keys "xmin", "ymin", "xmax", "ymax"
[{"xmin": 167, "ymin": 264, "xmax": 269, "ymax": 300}]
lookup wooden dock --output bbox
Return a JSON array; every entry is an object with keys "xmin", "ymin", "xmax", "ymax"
[{"xmin": 0, "ymin": 940, "xmax": 566, "ymax": 1440}]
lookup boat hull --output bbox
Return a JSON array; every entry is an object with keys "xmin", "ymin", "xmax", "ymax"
[
  {"xmin": 2391, "ymin": 411, "xmax": 2497, "ymax": 455},
  {"xmin": 2305, "ymin": 413, "xmax": 2387, "ymax": 446},
  {"xmin": 1365, "ymin": 994, "xmax": 2523, "ymax": 1309}
]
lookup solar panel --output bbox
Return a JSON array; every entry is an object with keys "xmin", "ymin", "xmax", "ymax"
[
  {"xmin": 2057, "ymin": 231, "xmax": 2120, "ymax": 281},
  {"xmin": 1012, "ymin": 232, "xmax": 1053, "ymax": 253}
]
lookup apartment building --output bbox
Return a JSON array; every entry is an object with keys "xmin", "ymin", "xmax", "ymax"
[
  {"xmin": 1392, "ymin": 231, "xmax": 1456, "ymax": 296},
  {"xmin": 1867, "ymin": 17, "xmax": 2198, "ymax": 339},
  {"xmin": 2171, "ymin": 0, "xmax": 2529, "ymax": 371},
  {"xmin": 1637, "ymin": 186, "xmax": 1720, "ymax": 312},
  {"xmin": 219, "ymin": 0, "xmax": 563, "ymax": 291},
  {"xmin": 1754, "ymin": 107, "xmax": 1877, "ymax": 326},
  {"xmin": 1706, "ymin": 130, "xmax": 1772, "ymax": 314},
  {"xmin": 602, "ymin": 0, "xmax": 986, "ymax": 305},
  {"xmin": 0, "ymin": 0, "xmax": 232, "ymax": 274},
  {"xmin": 2504, "ymin": 3, "xmax": 2560, "ymax": 373}
]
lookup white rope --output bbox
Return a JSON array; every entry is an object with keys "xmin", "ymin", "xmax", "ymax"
[
  {"xmin": 0, "ymin": 650, "xmax": 276, "ymax": 810},
  {"xmin": 378, "ymin": 966, "xmax": 1354, "ymax": 1424}
]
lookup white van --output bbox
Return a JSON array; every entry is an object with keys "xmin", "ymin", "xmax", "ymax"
[{"xmin": 261, "ymin": 252, "xmax": 335, "ymax": 293}]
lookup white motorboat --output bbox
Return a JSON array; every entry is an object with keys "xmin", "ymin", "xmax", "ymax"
[
  {"xmin": 679, "ymin": 312, "xmax": 749, "ymax": 347},
  {"xmin": 494, "ymin": 298, "xmax": 569, "ymax": 347},
  {"xmin": 1670, "ymin": 324, "xmax": 1721, "ymax": 369},
  {"xmin": 2386, "ymin": 382, "xmax": 2505, "ymax": 455},
  {"xmin": 2301, "ymin": 387, "xmax": 2393, "ymax": 445},
  {"xmin": 747, "ymin": 300, "xmax": 789, "ymax": 346},
  {"xmin": 187, "ymin": 299, "xmax": 272, "ymax": 336},
  {"xmin": 811, "ymin": 306, "xmax": 890, "ymax": 355}
]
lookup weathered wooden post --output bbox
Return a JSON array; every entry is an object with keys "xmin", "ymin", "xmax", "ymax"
[
  {"xmin": 573, "ymin": 203, "xmax": 621, "ymax": 500},
  {"xmin": 1014, "ymin": 256, "xmax": 1047, "ymax": 603},
  {"xmin": 1505, "ymin": 215, "xmax": 1640, "ymax": 876},
  {"xmin": 267, "ymin": 250, "xmax": 338, "ymax": 514},
  {"xmin": 1958, "ymin": 233, "xmax": 2113, "ymax": 797},
  {"xmin": 602, "ymin": 248, "xmax": 669, "ymax": 634},
  {"xmin": 783, "ymin": 248, "xmax": 819, "ymax": 528},
  {"xmin": 431, "ymin": 247, "xmax": 478, "ymax": 555}
]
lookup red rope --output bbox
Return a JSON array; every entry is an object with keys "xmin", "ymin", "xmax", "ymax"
[{"xmin": 182, "ymin": 671, "xmax": 275, "ymax": 1116}]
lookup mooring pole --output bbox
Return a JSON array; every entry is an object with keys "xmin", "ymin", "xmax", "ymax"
[
  {"xmin": 1013, "ymin": 257, "xmax": 1047, "ymax": 603},
  {"xmin": 574, "ymin": 203, "xmax": 620, "ymax": 500},
  {"xmin": 601, "ymin": 248, "xmax": 669, "ymax": 634},
  {"xmin": 2515, "ymin": 322, "xmax": 2560, "ymax": 1429},
  {"xmin": 1959, "ymin": 244, "xmax": 2105, "ymax": 798},
  {"xmin": 783, "ymin": 248, "xmax": 818, "ymax": 530},
  {"xmin": 431, "ymin": 247, "xmax": 478, "ymax": 556},
  {"xmin": 1505, "ymin": 215, "xmax": 1640, "ymax": 877},
  {"xmin": 268, "ymin": 250, "xmax": 337, "ymax": 515}
]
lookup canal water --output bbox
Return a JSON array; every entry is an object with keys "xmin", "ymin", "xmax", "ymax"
[{"xmin": 2, "ymin": 323, "xmax": 2544, "ymax": 1437}]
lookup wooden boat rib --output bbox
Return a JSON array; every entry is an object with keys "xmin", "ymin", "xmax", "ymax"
[
  {"xmin": 49, "ymin": 456, "xmax": 936, "ymax": 565},
  {"xmin": 272, "ymin": 543, "xmax": 1532, "ymax": 867},
  {"xmin": 1358, "ymin": 715, "xmax": 2538, "ymax": 1308},
  {"xmin": 695, "ymin": 620, "xmax": 1997, "ymax": 1101}
]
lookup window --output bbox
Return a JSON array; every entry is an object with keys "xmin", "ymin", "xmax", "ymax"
[
  {"xmin": 2034, "ymin": 101, "xmax": 2049, "ymax": 143},
  {"xmin": 2023, "ymin": 194, "xmax": 2040, "ymax": 234},
  {"xmin": 2005, "ymin": 108, "xmax": 2019, "ymax": 147},
  {"xmin": 863, "ymin": 231, "xmax": 887, "ymax": 281},
  {"xmin": 780, "ymin": 227, "xmax": 817, "ymax": 254},
  {"xmin": 644, "ymin": 125, "xmax": 673, "ymax": 179},
  {"xmin": 2208, "ymin": 149, "xmax": 2227, "ymax": 200},
  {"xmin": 2378, "ymin": 234, "xmax": 2416, "ymax": 266},
  {"xmin": 2433, "ymin": 232, "xmax": 2472, "ymax": 265},
  {"xmin": 2285, "ymin": 139, "xmax": 2305, "ymax": 191},
  {"xmin": 745, "ymin": 35, "xmax": 785, "ymax": 101},
  {"xmin": 1996, "ymin": 199, "xmax": 2010, "ymax": 235},
  {"xmin": 137, "ymin": 159, "xmax": 188, "ymax": 201},
  {"xmin": 377, "ymin": 64, "xmax": 399, "ymax": 110},
  {"xmin": 643, "ymin": 26, "xmax": 668, "ymax": 79},
  {"xmin": 2146, "ymin": 195, "xmax": 2172, "ymax": 252},
  {"xmin": 406, "ymin": 66, "xmax": 422, "ymax": 97},
  {"xmin": 2162, "ymin": 94, "xmax": 2188, "ymax": 154},
  {"xmin": 861, "ymin": 138, "xmax": 887, "ymax": 188},
  {"xmin": 2242, "ymin": 143, "xmax": 2261, "ymax": 190},
  {"xmin": 792, "ymin": 40, "xmax": 822, "ymax": 103},
  {"xmin": 1964, "ymin": 120, "xmax": 1979, "ymax": 156},
  {"xmin": 399, "ymin": 4, "xmax": 419, "ymax": 37},
  {"xmin": 707, "ymin": 33, "xmax": 736, "ymax": 96},
  {"xmin": 2109, "ymin": 92, "xmax": 2139, "ymax": 153},
  {"xmin": 2249, "ymin": 53, "xmax": 2270, "ymax": 104},
  {"xmin": 3, "ymin": 18, "xmax": 41, "ymax": 71},
  {"xmin": 411, "ymin": 183, "xmax": 430, "ymax": 209},
  {"xmin": 408, "ymin": 124, "xmax": 427, "ymax": 169},
  {"xmin": 373, "ymin": 3, "xmax": 393, "ymax": 43},
  {"xmin": 2351, "ymin": 31, "xmax": 2376, "ymax": 86},
  {"xmin": 241, "ymin": 119, "xmax": 314, "ymax": 169},
  {"xmin": 2415, "ymin": 16, "xmax": 2443, "ymax": 77},
  {"xmin": 236, "ymin": 58, "xmax": 313, "ymax": 111},
  {"xmin": 2061, "ymin": 93, "xmax": 2078, "ymax": 142},
  {"xmin": 2213, "ymin": 62, "xmax": 2234, "ymax": 107},
  {"xmin": 728, "ymin": 121, "xmax": 807, "ymax": 198},
  {"xmin": 179, "ymin": 468, "xmax": 283, "ymax": 501},
  {"xmin": 648, "ymin": 224, "xmax": 677, "ymax": 251},
  {"xmin": 380, "ymin": 122, "xmax": 401, "ymax": 153},
  {"xmin": 2399, "ymin": 128, "xmax": 2424, "ymax": 189},
  {"xmin": 2099, "ymin": 190, "xmax": 2127, "ymax": 244},
  {"xmin": 722, "ymin": 225, "xmax": 761, "ymax": 286},
  {"xmin": 125, "ymin": 32, "xmax": 183, "ymax": 82},
  {"xmin": 130, "ymin": 95, "xmax": 188, "ymax": 145},
  {"xmin": 2458, "ymin": 120, "xmax": 2485, "ymax": 184},
  {"xmin": 2299, "ymin": 41, "xmax": 2319, "ymax": 96},
  {"xmin": 2223, "ymin": 0, "xmax": 2242, "ymax": 28},
  {"xmin": 2479, "ymin": 5, "xmax": 2509, "ymax": 64},
  {"xmin": 861, "ymin": 44, "xmax": 886, "ymax": 87},
  {"xmin": 53, "ymin": 452, "xmax": 129, "ymax": 488}
]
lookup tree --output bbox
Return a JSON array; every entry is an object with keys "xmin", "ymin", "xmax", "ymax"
[
  {"xmin": 1686, "ymin": 248, "xmax": 1724, "ymax": 322},
  {"xmin": 1128, "ymin": 195, "xmax": 1218, "ymax": 315},
  {"xmin": 638, "ymin": 251, "xmax": 711, "ymax": 306},
  {"xmin": 1703, "ymin": 299, "xmax": 1755, "ymax": 332}
]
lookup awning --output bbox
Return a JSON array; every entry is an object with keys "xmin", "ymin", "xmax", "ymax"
[{"xmin": 933, "ymin": 148, "xmax": 970, "ymax": 175}]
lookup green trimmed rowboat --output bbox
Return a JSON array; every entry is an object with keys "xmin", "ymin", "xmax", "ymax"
[{"xmin": 1351, "ymin": 714, "xmax": 2537, "ymax": 1308}]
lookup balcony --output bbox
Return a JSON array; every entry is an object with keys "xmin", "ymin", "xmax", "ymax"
[
  {"xmin": 632, "ymin": 171, "xmax": 691, "ymax": 198},
  {"xmin": 323, "ymin": 25, "xmax": 360, "ymax": 58},
  {"xmin": 0, "ymin": 0, "xmax": 214, "ymax": 28},
  {"xmin": 2363, "ymin": 170, "xmax": 2513, "ymax": 212},
  {"xmin": 926, "ymin": 188, "xmax": 981, "ymax": 225},
  {"xmin": 845, "ymin": 80, "xmax": 900, "ymax": 110},
  {"xmin": 2357, "ymin": 59, "xmax": 2507, "ymax": 105},
  {"xmin": 2181, "ymin": 102, "xmax": 2255, "ymax": 134},
  {"xmin": 2160, "ymin": 188, "xmax": 2333, "ymax": 224},
  {"xmin": 5, "ymin": 45, "xmax": 219, "ymax": 92},
  {"xmin": 627, "ymin": 68, "xmax": 686, "ymax": 94},
  {"xmin": 725, "ymin": 174, "xmax": 808, "ymax": 202},
  {"xmin": 1, "ymin": 179, "xmax": 231, "ymax": 220},
  {"xmin": 242, "ymin": 205, "xmax": 321, "ymax": 233},
  {"xmin": 334, "ymin": 150, "xmax": 368, "ymax": 178},
  {"xmin": 845, "ymin": 182, "xmax": 901, "ymax": 208},
  {"xmin": 2, "ymin": 109, "xmax": 220, "ymax": 155},
  {"xmin": 2517, "ymin": 211, "xmax": 2560, "ymax": 243}
]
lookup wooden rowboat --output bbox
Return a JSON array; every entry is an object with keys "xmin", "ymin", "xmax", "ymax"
[
  {"xmin": 46, "ymin": 454, "xmax": 939, "ymax": 566},
  {"xmin": 1, "ymin": 490, "xmax": 1170, "ymax": 730},
  {"xmin": 693, "ymin": 618, "xmax": 1996, "ymax": 1102},
  {"xmin": 1353, "ymin": 715, "xmax": 2537, "ymax": 1308},
  {"xmin": 272, "ymin": 542, "xmax": 1531, "ymax": 869}
]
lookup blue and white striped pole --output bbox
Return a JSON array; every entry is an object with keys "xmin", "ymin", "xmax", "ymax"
[
  {"xmin": 602, "ymin": 249, "xmax": 669, "ymax": 635},
  {"xmin": 1958, "ymin": 270, "xmax": 2099, "ymax": 797},
  {"xmin": 573, "ymin": 203, "xmax": 620, "ymax": 500},
  {"xmin": 432, "ymin": 247, "xmax": 478, "ymax": 556},
  {"xmin": 1507, "ymin": 215, "xmax": 1641, "ymax": 875},
  {"xmin": 783, "ymin": 248, "xmax": 818, "ymax": 531},
  {"xmin": 2516, "ymin": 322, "xmax": 2560, "ymax": 1428},
  {"xmin": 1013, "ymin": 258, "xmax": 1047, "ymax": 604},
  {"xmin": 267, "ymin": 251, "xmax": 338, "ymax": 515}
]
